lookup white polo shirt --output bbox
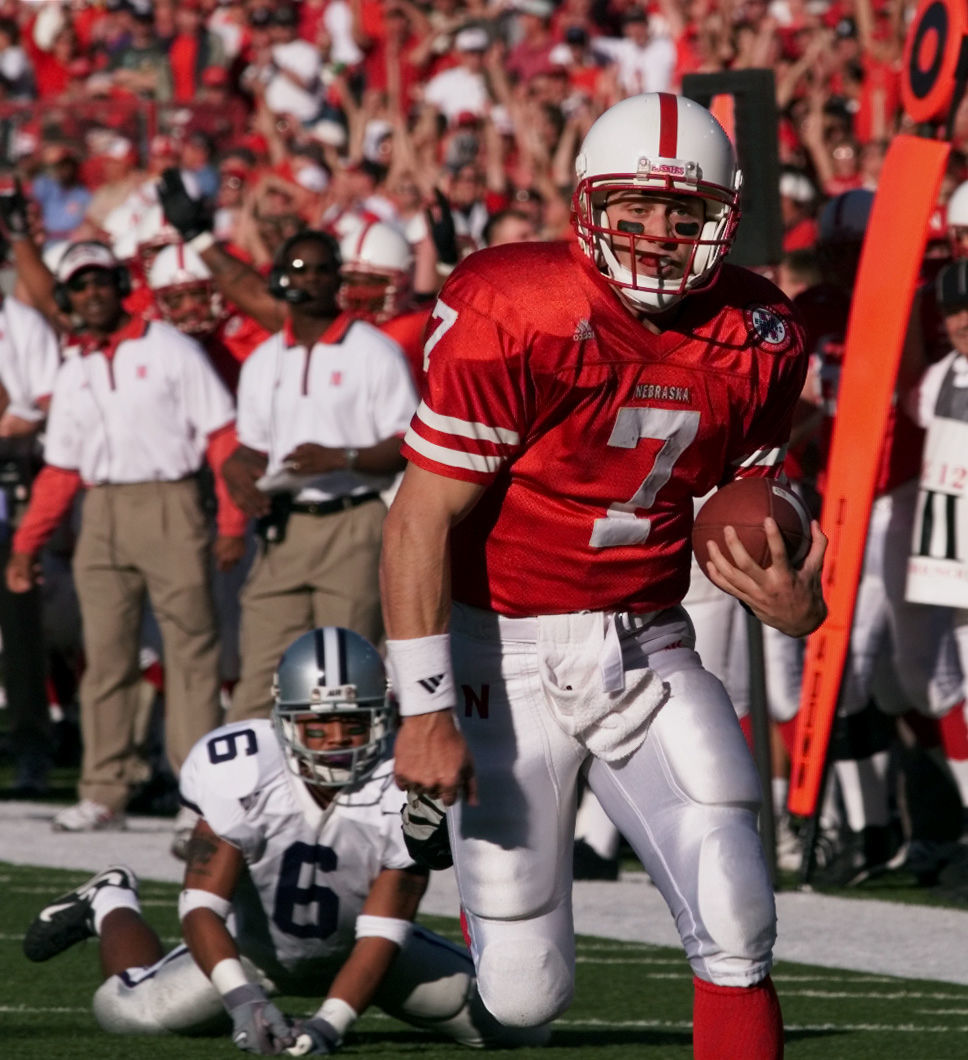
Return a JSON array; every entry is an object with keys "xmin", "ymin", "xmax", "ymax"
[
  {"xmin": 44, "ymin": 318, "xmax": 236, "ymax": 484},
  {"xmin": 236, "ymin": 316, "xmax": 417, "ymax": 502},
  {"xmin": 0, "ymin": 295, "xmax": 59, "ymax": 420}
]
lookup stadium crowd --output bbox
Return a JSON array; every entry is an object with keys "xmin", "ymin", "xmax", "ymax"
[{"xmin": 2, "ymin": 0, "xmax": 968, "ymax": 900}]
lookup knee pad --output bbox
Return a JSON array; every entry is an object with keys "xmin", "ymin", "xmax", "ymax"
[
  {"xmin": 477, "ymin": 937, "xmax": 573, "ymax": 1026},
  {"xmin": 695, "ymin": 825, "xmax": 776, "ymax": 985}
]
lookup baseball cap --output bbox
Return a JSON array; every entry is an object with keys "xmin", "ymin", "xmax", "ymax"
[
  {"xmin": 512, "ymin": 0, "xmax": 554, "ymax": 16},
  {"xmin": 455, "ymin": 27, "xmax": 489, "ymax": 52},
  {"xmin": 56, "ymin": 242, "xmax": 120, "ymax": 284},
  {"xmin": 779, "ymin": 171, "xmax": 815, "ymax": 204},
  {"xmin": 127, "ymin": 0, "xmax": 154, "ymax": 22},
  {"xmin": 936, "ymin": 259, "xmax": 968, "ymax": 312}
]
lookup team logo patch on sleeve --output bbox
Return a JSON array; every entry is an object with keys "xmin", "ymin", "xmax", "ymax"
[{"xmin": 744, "ymin": 305, "xmax": 792, "ymax": 352}]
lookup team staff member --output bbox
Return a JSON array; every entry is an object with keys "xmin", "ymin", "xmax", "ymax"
[
  {"xmin": 381, "ymin": 95, "xmax": 827, "ymax": 1058},
  {"xmin": 0, "ymin": 274, "xmax": 60, "ymax": 796},
  {"xmin": 6, "ymin": 241, "xmax": 246, "ymax": 833},
  {"xmin": 221, "ymin": 231, "xmax": 418, "ymax": 724}
]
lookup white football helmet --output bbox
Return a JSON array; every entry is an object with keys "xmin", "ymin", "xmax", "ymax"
[
  {"xmin": 573, "ymin": 92, "xmax": 742, "ymax": 311},
  {"xmin": 147, "ymin": 243, "xmax": 223, "ymax": 335},
  {"xmin": 133, "ymin": 201, "xmax": 180, "ymax": 276},
  {"xmin": 272, "ymin": 627, "xmax": 395, "ymax": 792},
  {"xmin": 337, "ymin": 220, "xmax": 414, "ymax": 323}
]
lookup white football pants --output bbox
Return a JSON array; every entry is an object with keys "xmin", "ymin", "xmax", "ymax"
[{"xmin": 448, "ymin": 602, "xmax": 776, "ymax": 1029}]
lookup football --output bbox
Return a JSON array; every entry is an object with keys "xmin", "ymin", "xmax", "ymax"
[{"xmin": 692, "ymin": 478, "xmax": 811, "ymax": 577}]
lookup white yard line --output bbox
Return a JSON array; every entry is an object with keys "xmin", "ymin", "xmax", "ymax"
[{"xmin": 5, "ymin": 799, "xmax": 968, "ymax": 985}]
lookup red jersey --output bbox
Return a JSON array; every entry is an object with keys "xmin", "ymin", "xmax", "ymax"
[
  {"xmin": 403, "ymin": 243, "xmax": 806, "ymax": 617},
  {"xmin": 206, "ymin": 311, "xmax": 271, "ymax": 393},
  {"xmin": 379, "ymin": 305, "xmax": 432, "ymax": 393}
]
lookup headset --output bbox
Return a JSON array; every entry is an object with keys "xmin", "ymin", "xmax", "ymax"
[
  {"xmin": 52, "ymin": 241, "xmax": 132, "ymax": 313},
  {"xmin": 267, "ymin": 229, "xmax": 342, "ymax": 304}
]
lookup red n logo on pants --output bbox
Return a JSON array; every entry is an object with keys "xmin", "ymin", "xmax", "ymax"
[{"xmin": 462, "ymin": 684, "xmax": 489, "ymax": 719}]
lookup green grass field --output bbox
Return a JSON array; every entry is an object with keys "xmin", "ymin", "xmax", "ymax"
[{"xmin": 3, "ymin": 863, "xmax": 968, "ymax": 1060}]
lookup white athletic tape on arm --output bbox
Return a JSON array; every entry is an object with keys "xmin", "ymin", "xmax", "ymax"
[
  {"xmin": 386, "ymin": 635, "xmax": 456, "ymax": 717},
  {"xmin": 354, "ymin": 914, "xmax": 414, "ymax": 947},
  {"xmin": 210, "ymin": 957, "xmax": 250, "ymax": 997},
  {"xmin": 178, "ymin": 888, "xmax": 232, "ymax": 922},
  {"xmin": 317, "ymin": 997, "xmax": 358, "ymax": 1039}
]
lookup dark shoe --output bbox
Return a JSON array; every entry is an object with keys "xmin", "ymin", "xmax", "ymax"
[
  {"xmin": 23, "ymin": 865, "xmax": 138, "ymax": 962},
  {"xmin": 810, "ymin": 825, "xmax": 895, "ymax": 888},
  {"xmin": 573, "ymin": 839, "xmax": 619, "ymax": 881}
]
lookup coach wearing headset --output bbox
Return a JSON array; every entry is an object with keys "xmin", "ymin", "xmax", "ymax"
[
  {"xmin": 5, "ymin": 241, "xmax": 246, "ymax": 834},
  {"xmin": 219, "ymin": 229, "xmax": 418, "ymax": 723}
]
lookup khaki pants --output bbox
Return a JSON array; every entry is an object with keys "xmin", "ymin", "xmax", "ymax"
[
  {"xmin": 226, "ymin": 499, "xmax": 385, "ymax": 723},
  {"xmin": 73, "ymin": 480, "xmax": 221, "ymax": 811}
]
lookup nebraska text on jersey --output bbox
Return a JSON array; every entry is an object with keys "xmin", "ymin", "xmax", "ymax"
[{"xmin": 403, "ymin": 242, "xmax": 806, "ymax": 617}]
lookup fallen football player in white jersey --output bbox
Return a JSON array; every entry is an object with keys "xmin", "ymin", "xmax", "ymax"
[{"xmin": 24, "ymin": 626, "xmax": 546, "ymax": 1055}]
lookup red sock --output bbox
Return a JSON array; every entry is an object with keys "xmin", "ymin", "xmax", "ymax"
[
  {"xmin": 777, "ymin": 718, "xmax": 798, "ymax": 759},
  {"xmin": 693, "ymin": 975, "xmax": 783, "ymax": 1059},
  {"xmin": 738, "ymin": 714, "xmax": 754, "ymax": 753},
  {"xmin": 939, "ymin": 701, "xmax": 968, "ymax": 761}
]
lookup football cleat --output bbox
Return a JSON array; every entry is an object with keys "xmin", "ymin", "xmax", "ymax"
[
  {"xmin": 23, "ymin": 864, "xmax": 138, "ymax": 962},
  {"xmin": 52, "ymin": 799, "xmax": 126, "ymax": 832}
]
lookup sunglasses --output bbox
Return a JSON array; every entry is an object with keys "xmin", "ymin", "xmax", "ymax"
[{"xmin": 66, "ymin": 270, "xmax": 115, "ymax": 293}]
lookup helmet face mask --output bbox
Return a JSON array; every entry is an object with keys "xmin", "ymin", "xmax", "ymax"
[
  {"xmin": 271, "ymin": 627, "xmax": 395, "ymax": 793},
  {"xmin": 148, "ymin": 243, "xmax": 224, "ymax": 336},
  {"xmin": 337, "ymin": 221, "xmax": 413, "ymax": 323},
  {"xmin": 573, "ymin": 93, "xmax": 742, "ymax": 312}
]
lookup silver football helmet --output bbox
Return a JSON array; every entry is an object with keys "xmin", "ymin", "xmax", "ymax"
[{"xmin": 271, "ymin": 627, "xmax": 394, "ymax": 791}]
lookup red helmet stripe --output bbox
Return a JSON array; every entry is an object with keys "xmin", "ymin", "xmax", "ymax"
[
  {"xmin": 353, "ymin": 223, "xmax": 373, "ymax": 260},
  {"xmin": 657, "ymin": 93, "xmax": 678, "ymax": 158}
]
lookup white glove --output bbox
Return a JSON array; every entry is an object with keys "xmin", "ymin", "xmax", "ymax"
[
  {"xmin": 224, "ymin": 983, "xmax": 295, "ymax": 1054},
  {"xmin": 286, "ymin": 1016, "xmax": 341, "ymax": 1055}
]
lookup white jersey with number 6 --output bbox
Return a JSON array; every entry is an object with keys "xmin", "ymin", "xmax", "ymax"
[{"xmin": 179, "ymin": 719, "xmax": 413, "ymax": 987}]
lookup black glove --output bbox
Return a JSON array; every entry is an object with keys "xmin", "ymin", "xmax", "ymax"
[
  {"xmin": 425, "ymin": 188, "xmax": 459, "ymax": 271},
  {"xmin": 223, "ymin": 983, "xmax": 294, "ymax": 1055},
  {"xmin": 285, "ymin": 1017, "xmax": 341, "ymax": 1056},
  {"xmin": 157, "ymin": 166, "xmax": 213, "ymax": 242},
  {"xmin": 0, "ymin": 176, "xmax": 31, "ymax": 241},
  {"xmin": 401, "ymin": 789, "xmax": 453, "ymax": 870}
]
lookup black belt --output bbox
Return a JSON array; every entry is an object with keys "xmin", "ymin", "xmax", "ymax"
[{"xmin": 290, "ymin": 492, "xmax": 380, "ymax": 516}]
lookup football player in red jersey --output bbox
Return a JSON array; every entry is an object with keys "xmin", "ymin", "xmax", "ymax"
[
  {"xmin": 147, "ymin": 242, "xmax": 270, "ymax": 395},
  {"xmin": 337, "ymin": 220, "xmax": 431, "ymax": 392},
  {"xmin": 380, "ymin": 93, "xmax": 827, "ymax": 1060}
]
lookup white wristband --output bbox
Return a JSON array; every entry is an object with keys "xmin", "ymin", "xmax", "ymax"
[
  {"xmin": 317, "ymin": 997, "xmax": 358, "ymax": 1039},
  {"xmin": 386, "ymin": 635, "xmax": 456, "ymax": 717},
  {"xmin": 354, "ymin": 914, "xmax": 414, "ymax": 947},
  {"xmin": 188, "ymin": 230, "xmax": 216, "ymax": 254},
  {"xmin": 210, "ymin": 957, "xmax": 249, "ymax": 997}
]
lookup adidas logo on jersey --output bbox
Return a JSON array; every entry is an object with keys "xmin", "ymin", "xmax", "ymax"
[
  {"xmin": 418, "ymin": 674, "xmax": 446, "ymax": 694},
  {"xmin": 573, "ymin": 318, "xmax": 595, "ymax": 342}
]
